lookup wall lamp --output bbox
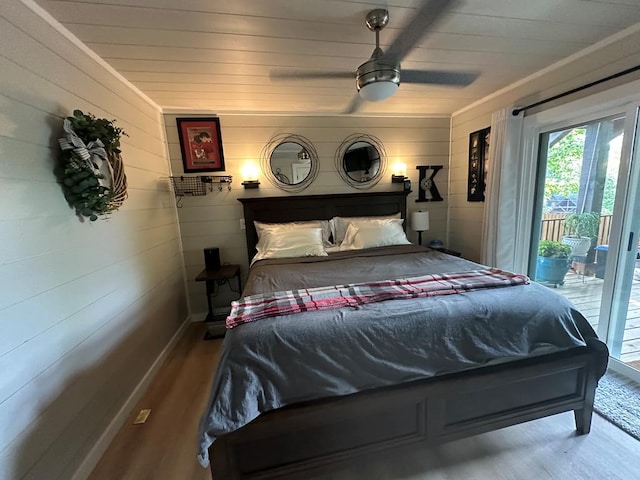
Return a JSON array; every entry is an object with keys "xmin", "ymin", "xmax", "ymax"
[
  {"xmin": 241, "ymin": 162, "xmax": 260, "ymax": 189},
  {"xmin": 391, "ymin": 162, "xmax": 411, "ymax": 191},
  {"xmin": 391, "ymin": 162, "xmax": 407, "ymax": 183}
]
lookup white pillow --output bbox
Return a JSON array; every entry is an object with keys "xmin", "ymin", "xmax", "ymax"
[
  {"xmin": 330, "ymin": 213, "xmax": 402, "ymax": 245},
  {"xmin": 340, "ymin": 221, "xmax": 410, "ymax": 250},
  {"xmin": 252, "ymin": 227, "xmax": 328, "ymax": 264},
  {"xmin": 254, "ymin": 220, "xmax": 332, "ymax": 247}
]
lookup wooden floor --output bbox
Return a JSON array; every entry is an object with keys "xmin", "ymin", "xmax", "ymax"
[
  {"xmin": 88, "ymin": 324, "xmax": 219, "ymax": 480},
  {"xmin": 88, "ymin": 323, "xmax": 640, "ymax": 480},
  {"xmin": 551, "ymin": 268, "xmax": 640, "ymax": 365}
]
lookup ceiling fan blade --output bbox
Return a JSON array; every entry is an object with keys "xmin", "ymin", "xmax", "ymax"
[
  {"xmin": 402, "ymin": 69, "xmax": 478, "ymax": 86},
  {"xmin": 270, "ymin": 69, "xmax": 354, "ymax": 80},
  {"xmin": 343, "ymin": 94, "xmax": 364, "ymax": 114},
  {"xmin": 382, "ymin": 0, "xmax": 456, "ymax": 65}
]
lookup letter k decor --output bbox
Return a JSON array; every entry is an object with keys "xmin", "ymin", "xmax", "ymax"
[{"xmin": 416, "ymin": 165, "xmax": 443, "ymax": 202}]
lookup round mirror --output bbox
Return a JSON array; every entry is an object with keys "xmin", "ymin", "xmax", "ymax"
[
  {"xmin": 261, "ymin": 134, "xmax": 319, "ymax": 192},
  {"xmin": 335, "ymin": 134, "xmax": 386, "ymax": 189}
]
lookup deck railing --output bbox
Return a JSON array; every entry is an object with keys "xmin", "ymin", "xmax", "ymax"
[{"xmin": 540, "ymin": 213, "xmax": 613, "ymax": 246}]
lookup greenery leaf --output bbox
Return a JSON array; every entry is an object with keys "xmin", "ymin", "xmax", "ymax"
[
  {"xmin": 58, "ymin": 110, "xmax": 126, "ymax": 221},
  {"xmin": 538, "ymin": 240, "xmax": 572, "ymax": 258}
]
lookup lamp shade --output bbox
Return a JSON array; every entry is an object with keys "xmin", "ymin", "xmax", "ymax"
[
  {"xmin": 411, "ymin": 210, "xmax": 429, "ymax": 232},
  {"xmin": 359, "ymin": 81, "xmax": 399, "ymax": 102},
  {"xmin": 241, "ymin": 162, "xmax": 260, "ymax": 182},
  {"xmin": 391, "ymin": 162, "xmax": 407, "ymax": 177}
]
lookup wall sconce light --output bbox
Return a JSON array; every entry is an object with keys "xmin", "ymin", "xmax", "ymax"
[
  {"xmin": 411, "ymin": 210, "xmax": 430, "ymax": 246},
  {"xmin": 391, "ymin": 162, "xmax": 407, "ymax": 183},
  {"xmin": 241, "ymin": 162, "xmax": 260, "ymax": 189},
  {"xmin": 390, "ymin": 162, "xmax": 411, "ymax": 191}
]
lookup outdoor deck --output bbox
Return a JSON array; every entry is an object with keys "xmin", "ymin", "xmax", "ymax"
[{"xmin": 547, "ymin": 269, "xmax": 640, "ymax": 368}]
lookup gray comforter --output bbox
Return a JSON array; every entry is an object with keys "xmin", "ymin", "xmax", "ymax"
[{"xmin": 197, "ymin": 246, "xmax": 601, "ymax": 466}]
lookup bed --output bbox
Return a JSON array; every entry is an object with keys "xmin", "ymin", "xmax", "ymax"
[{"xmin": 199, "ymin": 191, "xmax": 608, "ymax": 480}]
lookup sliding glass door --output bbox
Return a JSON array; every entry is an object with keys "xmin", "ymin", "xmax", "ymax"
[
  {"xmin": 604, "ymin": 113, "xmax": 640, "ymax": 374},
  {"xmin": 529, "ymin": 105, "xmax": 640, "ymax": 381}
]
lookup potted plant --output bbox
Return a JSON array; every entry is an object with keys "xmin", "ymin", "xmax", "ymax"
[
  {"xmin": 562, "ymin": 211, "xmax": 600, "ymax": 256},
  {"xmin": 536, "ymin": 240, "xmax": 572, "ymax": 286}
]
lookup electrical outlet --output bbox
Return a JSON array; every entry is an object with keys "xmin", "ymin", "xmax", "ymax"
[
  {"xmin": 133, "ymin": 409, "xmax": 151, "ymax": 425},
  {"xmin": 240, "ymin": 218, "xmax": 245, "ymax": 230}
]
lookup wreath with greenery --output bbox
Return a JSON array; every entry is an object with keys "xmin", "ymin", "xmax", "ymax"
[{"xmin": 56, "ymin": 110, "xmax": 128, "ymax": 221}]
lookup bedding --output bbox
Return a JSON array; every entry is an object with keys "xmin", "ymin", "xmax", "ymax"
[
  {"xmin": 254, "ymin": 219, "xmax": 333, "ymax": 247},
  {"xmin": 197, "ymin": 245, "xmax": 602, "ymax": 467},
  {"xmin": 330, "ymin": 212, "xmax": 401, "ymax": 244},
  {"xmin": 251, "ymin": 226, "xmax": 327, "ymax": 264},
  {"xmin": 340, "ymin": 218, "xmax": 410, "ymax": 249},
  {"xmin": 226, "ymin": 268, "xmax": 529, "ymax": 328}
]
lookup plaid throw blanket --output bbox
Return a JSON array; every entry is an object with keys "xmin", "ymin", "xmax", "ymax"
[{"xmin": 226, "ymin": 268, "xmax": 529, "ymax": 329}]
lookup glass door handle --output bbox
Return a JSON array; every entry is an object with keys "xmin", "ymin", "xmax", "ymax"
[{"xmin": 627, "ymin": 231, "xmax": 635, "ymax": 252}]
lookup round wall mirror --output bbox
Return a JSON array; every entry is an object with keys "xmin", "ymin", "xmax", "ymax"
[
  {"xmin": 261, "ymin": 134, "xmax": 319, "ymax": 192},
  {"xmin": 335, "ymin": 134, "xmax": 386, "ymax": 189}
]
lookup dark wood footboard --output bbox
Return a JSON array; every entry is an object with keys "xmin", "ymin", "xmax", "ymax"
[{"xmin": 209, "ymin": 345, "xmax": 605, "ymax": 479}]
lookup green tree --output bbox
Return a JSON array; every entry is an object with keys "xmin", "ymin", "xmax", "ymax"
[{"xmin": 544, "ymin": 128, "xmax": 585, "ymax": 211}]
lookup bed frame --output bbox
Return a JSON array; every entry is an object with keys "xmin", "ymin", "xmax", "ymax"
[{"xmin": 209, "ymin": 191, "xmax": 608, "ymax": 480}]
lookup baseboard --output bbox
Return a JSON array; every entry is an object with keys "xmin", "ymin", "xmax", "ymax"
[
  {"xmin": 71, "ymin": 315, "xmax": 191, "ymax": 480},
  {"xmin": 608, "ymin": 358, "xmax": 640, "ymax": 384}
]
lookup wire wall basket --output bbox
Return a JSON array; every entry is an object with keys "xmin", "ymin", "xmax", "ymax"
[
  {"xmin": 170, "ymin": 176, "xmax": 207, "ymax": 196},
  {"xmin": 169, "ymin": 175, "xmax": 233, "ymax": 207}
]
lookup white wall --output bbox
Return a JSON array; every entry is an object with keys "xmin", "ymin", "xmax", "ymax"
[
  {"xmin": 164, "ymin": 114, "xmax": 451, "ymax": 318},
  {"xmin": 450, "ymin": 25, "xmax": 640, "ymax": 263},
  {"xmin": 0, "ymin": 2, "xmax": 188, "ymax": 479}
]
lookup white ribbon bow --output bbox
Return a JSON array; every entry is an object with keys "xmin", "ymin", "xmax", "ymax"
[
  {"xmin": 59, "ymin": 118, "xmax": 114, "ymax": 189},
  {"xmin": 58, "ymin": 118, "xmax": 107, "ymax": 168}
]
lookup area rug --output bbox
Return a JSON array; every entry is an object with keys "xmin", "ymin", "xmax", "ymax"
[{"xmin": 593, "ymin": 371, "xmax": 640, "ymax": 441}]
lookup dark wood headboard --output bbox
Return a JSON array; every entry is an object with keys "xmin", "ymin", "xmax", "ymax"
[{"xmin": 238, "ymin": 191, "xmax": 410, "ymax": 262}]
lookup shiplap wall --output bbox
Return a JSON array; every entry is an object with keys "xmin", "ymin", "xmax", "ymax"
[
  {"xmin": 0, "ymin": 2, "xmax": 188, "ymax": 479},
  {"xmin": 449, "ymin": 26, "xmax": 640, "ymax": 263},
  {"xmin": 164, "ymin": 114, "xmax": 451, "ymax": 318}
]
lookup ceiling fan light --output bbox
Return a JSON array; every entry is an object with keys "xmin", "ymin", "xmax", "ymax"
[
  {"xmin": 356, "ymin": 60, "xmax": 400, "ymax": 102},
  {"xmin": 359, "ymin": 81, "xmax": 399, "ymax": 102}
]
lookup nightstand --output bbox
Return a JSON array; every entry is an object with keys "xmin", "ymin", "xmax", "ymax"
[{"xmin": 195, "ymin": 264, "xmax": 242, "ymax": 339}]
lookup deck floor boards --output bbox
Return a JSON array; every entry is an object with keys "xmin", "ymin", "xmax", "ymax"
[{"xmin": 545, "ymin": 269, "xmax": 640, "ymax": 364}]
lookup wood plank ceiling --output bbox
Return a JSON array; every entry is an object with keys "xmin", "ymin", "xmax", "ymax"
[{"xmin": 37, "ymin": 0, "xmax": 640, "ymax": 116}]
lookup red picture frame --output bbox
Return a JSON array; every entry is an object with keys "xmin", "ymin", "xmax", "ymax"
[{"xmin": 176, "ymin": 117, "xmax": 225, "ymax": 173}]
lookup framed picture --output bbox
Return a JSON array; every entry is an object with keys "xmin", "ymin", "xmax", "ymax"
[
  {"xmin": 176, "ymin": 117, "xmax": 225, "ymax": 172},
  {"xmin": 467, "ymin": 126, "xmax": 490, "ymax": 202}
]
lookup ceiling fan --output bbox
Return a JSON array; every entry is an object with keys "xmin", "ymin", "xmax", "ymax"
[{"xmin": 271, "ymin": 0, "xmax": 478, "ymax": 113}]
